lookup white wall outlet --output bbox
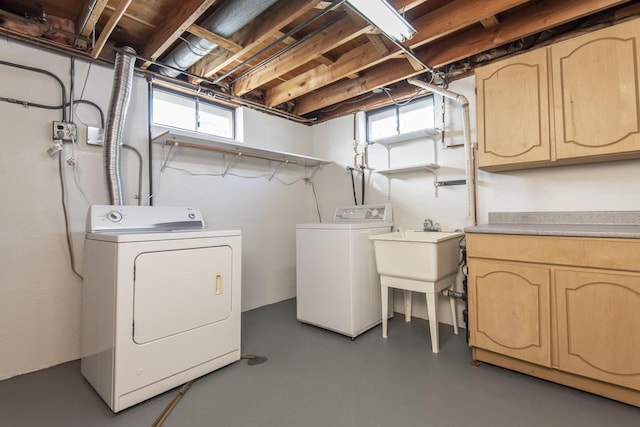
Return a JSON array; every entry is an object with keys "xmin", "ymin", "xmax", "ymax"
[{"xmin": 52, "ymin": 121, "xmax": 78, "ymax": 142}]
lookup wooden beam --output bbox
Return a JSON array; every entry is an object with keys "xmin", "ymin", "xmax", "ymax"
[
  {"xmin": 294, "ymin": 58, "xmax": 421, "ymax": 116},
  {"xmin": 419, "ymin": 0, "xmax": 632, "ymax": 67},
  {"xmin": 480, "ymin": 15, "xmax": 500, "ymax": 28},
  {"xmin": 91, "ymin": 0, "xmax": 133, "ymax": 58},
  {"xmin": 407, "ymin": 0, "xmax": 530, "ymax": 48},
  {"xmin": 232, "ymin": 16, "xmax": 371, "ymax": 97},
  {"xmin": 295, "ymin": 0, "xmax": 631, "ymax": 116},
  {"xmin": 232, "ymin": 0, "xmax": 422, "ymax": 97},
  {"xmin": 190, "ymin": 0, "xmax": 321, "ymax": 83},
  {"xmin": 312, "ymin": 80, "xmax": 430, "ymax": 123},
  {"xmin": 367, "ymin": 34, "xmax": 391, "ymax": 56},
  {"xmin": 266, "ymin": 0, "xmax": 529, "ymax": 107},
  {"xmin": 76, "ymin": 0, "xmax": 109, "ymax": 37},
  {"xmin": 265, "ymin": 38, "xmax": 394, "ymax": 106},
  {"xmin": 140, "ymin": 0, "xmax": 219, "ymax": 68},
  {"xmin": 186, "ymin": 24, "xmax": 243, "ymax": 53}
]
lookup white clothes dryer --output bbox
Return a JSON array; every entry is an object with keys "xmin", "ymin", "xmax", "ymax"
[
  {"xmin": 296, "ymin": 204, "xmax": 392, "ymax": 338},
  {"xmin": 81, "ymin": 205, "xmax": 241, "ymax": 412}
]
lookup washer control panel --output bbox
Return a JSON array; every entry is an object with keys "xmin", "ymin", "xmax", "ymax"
[
  {"xmin": 88, "ymin": 205, "xmax": 205, "ymax": 232},
  {"xmin": 333, "ymin": 204, "xmax": 392, "ymax": 223}
]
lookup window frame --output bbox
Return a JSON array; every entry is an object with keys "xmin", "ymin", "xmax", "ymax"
[
  {"xmin": 365, "ymin": 94, "xmax": 435, "ymax": 142},
  {"xmin": 151, "ymin": 87, "xmax": 236, "ymax": 140}
]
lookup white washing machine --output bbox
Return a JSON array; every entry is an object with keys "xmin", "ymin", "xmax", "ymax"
[
  {"xmin": 296, "ymin": 204, "xmax": 392, "ymax": 338},
  {"xmin": 81, "ymin": 205, "xmax": 241, "ymax": 412}
]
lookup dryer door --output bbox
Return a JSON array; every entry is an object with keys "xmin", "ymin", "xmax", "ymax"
[{"xmin": 133, "ymin": 245, "xmax": 233, "ymax": 344}]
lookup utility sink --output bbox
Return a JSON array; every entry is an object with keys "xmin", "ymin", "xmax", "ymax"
[
  {"xmin": 369, "ymin": 231, "xmax": 464, "ymax": 282},
  {"xmin": 369, "ymin": 230, "xmax": 464, "ymax": 353}
]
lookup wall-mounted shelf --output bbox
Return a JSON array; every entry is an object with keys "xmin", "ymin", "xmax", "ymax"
[
  {"xmin": 374, "ymin": 163, "xmax": 440, "ymax": 176},
  {"xmin": 152, "ymin": 130, "xmax": 330, "ymax": 168},
  {"xmin": 368, "ymin": 128, "xmax": 440, "ymax": 146}
]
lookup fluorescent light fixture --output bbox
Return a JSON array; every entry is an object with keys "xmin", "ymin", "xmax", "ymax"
[{"xmin": 346, "ymin": 0, "xmax": 416, "ymax": 43}]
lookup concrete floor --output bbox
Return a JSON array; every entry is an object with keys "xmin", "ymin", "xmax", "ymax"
[{"xmin": 0, "ymin": 298, "xmax": 638, "ymax": 426}]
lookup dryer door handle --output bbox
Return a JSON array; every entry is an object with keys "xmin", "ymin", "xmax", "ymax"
[{"xmin": 215, "ymin": 274, "xmax": 223, "ymax": 295}]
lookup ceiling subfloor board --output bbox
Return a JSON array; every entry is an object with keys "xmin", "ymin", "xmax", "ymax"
[
  {"xmin": 189, "ymin": 0, "xmax": 321, "ymax": 83},
  {"xmin": 92, "ymin": 0, "xmax": 133, "ymax": 58},
  {"xmin": 140, "ymin": 0, "xmax": 220, "ymax": 68},
  {"xmin": 296, "ymin": 0, "xmax": 632, "ymax": 117}
]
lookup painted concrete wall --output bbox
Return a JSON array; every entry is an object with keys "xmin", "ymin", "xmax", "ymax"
[
  {"xmin": 310, "ymin": 76, "xmax": 640, "ymax": 327},
  {"xmin": 0, "ymin": 39, "xmax": 315, "ymax": 380},
  {"xmin": 151, "ymin": 108, "xmax": 317, "ymax": 311},
  {"xmin": 0, "ymin": 38, "xmax": 148, "ymax": 380}
]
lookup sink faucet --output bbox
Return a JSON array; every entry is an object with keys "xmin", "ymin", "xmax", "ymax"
[{"xmin": 423, "ymin": 219, "xmax": 441, "ymax": 232}]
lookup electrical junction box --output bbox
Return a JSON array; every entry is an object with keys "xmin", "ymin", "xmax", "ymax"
[
  {"xmin": 52, "ymin": 121, "xmax": 78, "ymax": 142},
  {"xmin": 87, "ymin": 126, "xmax": 104, "ymax": 146}
]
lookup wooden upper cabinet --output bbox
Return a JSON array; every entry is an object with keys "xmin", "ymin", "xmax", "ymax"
[
  {"xmin": 555, "ymin": 268, "xmax": 640, "ymax": 391},
  {"xmin": 469, "ymin": 259, "xmax": 551, "ymax": 367},
  {"xmin": 551, "ymin": 18, "xmax": 640, "ymax": 160},
  {"xmin": 475, "ymin": 17, "xmax": 640, "ymax": 171},
  {"xmin": 476, "ymin": 48, "xmax": 551, "ymax": 170}
]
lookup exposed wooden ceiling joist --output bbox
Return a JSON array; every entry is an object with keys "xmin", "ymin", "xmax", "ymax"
[
  {"xmin": 190, "ymin": 0, "xmax": 321, "ymax": 84},
  {"xmin": 232, "ymin": 0, "xmax": 427, "ymax": 97},
  {"xmin": 266, "ymin": 0, "xmax": 531, "ymax": 108},
  {"xmin": 140, "ymin": 0, "xmax": 219, "ymax": 68},
  {"xmin": 92, "ymin": 0, "xmax": 133, "ymax": 58},
  {"xmin": 76, "ymin": 0, "xmax": 109, "ymax": 38},
  {"xmin": 1, "ymin": 0, "xmax": 636, "ymax": 123},
  {"xmin": 300, "ymin": 0, "xmax": 632, "ymax": 118}
]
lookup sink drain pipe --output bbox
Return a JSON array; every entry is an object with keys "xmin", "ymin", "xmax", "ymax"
[{"xmin": 407, "ymin": 78, "xmax": 477, "ymax": 226}]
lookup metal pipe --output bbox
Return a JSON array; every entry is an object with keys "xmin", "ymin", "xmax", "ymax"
[
  {"xmin": 160, "ymin": 0, "xmax": 279, "ymax": 78},
  {"xmin": 407, "ymin": 78, "xmax": 477, "ymax": 225},
  {"xmin": 104, "ymin": 46, "xmax": 136, "ymax": 205},
  {"xmin": 226, "ymin": 2, "xmax": 347, "ymax": 84},
  {"xmin": 77, "ymin": 0, "xmax": 99, "ymax": 36},
  {"xmin": 147, "ymin": 78, "xmax": 154, "ymax": 205}
]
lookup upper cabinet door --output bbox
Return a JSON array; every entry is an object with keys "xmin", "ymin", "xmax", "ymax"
[
  {"xmin": 551, "ymin": 19, "xmax": 640, "ymax": 160},
  {"xmin": 476, "ymin": 47, "xmax": 551, "ymax": 170}
]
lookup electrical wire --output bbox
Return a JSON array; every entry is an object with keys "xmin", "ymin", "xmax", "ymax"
[
  {"xmin": 308, "ymin": 179, "xmax": 322, "ymax": 222},
  {"xmin": 0, "ymin": 59, "xmax": 67, "ymax": 121},
  {"xmin": 58, "ymin": 151, "xmax": 83, "ymax": 280},
  {"xmin": 383, "ymin": 88, "xmax": 425, "ymax": 107},
  {"xmin": 349, "ymin": 169, "xmax": 358, "ymax": 205}
]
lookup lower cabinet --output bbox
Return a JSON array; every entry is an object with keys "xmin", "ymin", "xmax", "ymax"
[
  {"xmin": 555, "ymin": 269, "xmax": 640, "ymax": 392},
  {"xmin": 470, "ymin": 260, "xmax": 551, "ymax": 367},
  {"xmin": 467, "ymin": 233, "xmax": 640, "ymax": 406}
]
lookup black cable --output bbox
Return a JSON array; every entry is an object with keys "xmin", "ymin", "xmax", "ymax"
[
  {"xmin": 0, "ymin": 59, "xmax": 67, "ymax": 121},
  {"xmin": 58, "ymin": 151, "xmax": 83, "ymax": 280},
  {"xmin": 148, "ymin": 79, "xmax": 154, "ymax": 205},
  {"xmin": 0, "ymin": 97, "xmax": 104, "ymax": 127},
  {"xmin": 349, "ymin": 169, "xmax": 358, "ymax": 205},
  {"xmin": 309, "ymin": 180, "xmax": 322, "ymax": 223},
  {"xmin": 361, "ymin": 169, "xmax": 365, "ymax": 205}
]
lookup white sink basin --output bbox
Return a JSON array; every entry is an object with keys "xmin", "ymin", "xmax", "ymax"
[{"xmin": 370, "ymin": 231, "xmax": 464, "ymax": 282}]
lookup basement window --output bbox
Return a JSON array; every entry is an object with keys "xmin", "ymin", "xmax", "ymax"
[
  {"xmin": 366, "ymin": 95, "xmax": 435, "ymax": 141},
  {"xmin": 152, "ymin": 87, "xmax": 235, "ymax": 139}
]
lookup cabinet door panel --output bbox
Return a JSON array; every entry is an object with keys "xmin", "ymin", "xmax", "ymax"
[
  {"xmin": 552, "ymin": 19, "xmax": 640, "ymax": 159},
  {"xmin": 555, "ymin": 269, "xmax": 640, "ymax": 391},
  {"xmin": 469, "ymin": 259, "xmax": 551, "ymax": 366},
  {"xmin": 476, "ymin": 48, "xmax": 551, "ymax": 169}
]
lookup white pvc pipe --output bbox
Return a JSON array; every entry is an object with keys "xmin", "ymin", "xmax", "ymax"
[{"xmin": 407, "ymin": 78, "xmax": 477, "ymax": 225}]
